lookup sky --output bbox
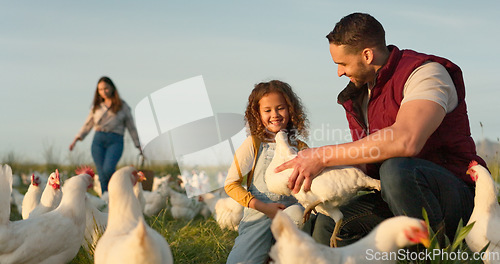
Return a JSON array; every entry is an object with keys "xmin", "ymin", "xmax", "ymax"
[{"xmin": 1, "ymin": 0, "xmax": 500, "ymax": 166}]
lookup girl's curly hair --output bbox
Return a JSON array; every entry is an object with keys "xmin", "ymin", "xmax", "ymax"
[{"xmin": 245, "ymin": 80, "xmax": 309, "ymax": 141}]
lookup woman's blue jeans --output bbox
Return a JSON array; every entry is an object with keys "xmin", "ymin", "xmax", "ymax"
[
  {"xmin": 91, "ymin": 131, "xmax": 124, "ymax": 193},
  {"xmin": 303, "ymin": 157, "xmax": 475, "ymax": 246}
]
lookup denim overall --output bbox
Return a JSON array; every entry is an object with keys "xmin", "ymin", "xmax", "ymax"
[{"xmin": 226, "ymin": 142, "xmax": 300, "ymax": 264}]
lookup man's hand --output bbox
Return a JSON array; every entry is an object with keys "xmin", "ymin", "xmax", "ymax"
[{"xmin": 274, "ymin": 147, "xmax": 325, "ymax": 194}]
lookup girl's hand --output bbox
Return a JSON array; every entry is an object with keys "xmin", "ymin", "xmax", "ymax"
[
  {"xmin": 261, "ymin": 203, "xmax": 286, "ymax": 219},
  {"xmin": 249, "ymin": 198, "xmax": 285, "ymax": 219}
]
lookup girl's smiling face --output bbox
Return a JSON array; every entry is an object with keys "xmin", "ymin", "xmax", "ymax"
[{"xmin": 259, "ymin": 92, "xmax": 290, "ymax": 134}]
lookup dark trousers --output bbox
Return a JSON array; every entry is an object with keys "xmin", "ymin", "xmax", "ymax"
[{"xmin": 302, "ymin": 157, "xmax": 475, "ymax": 246}]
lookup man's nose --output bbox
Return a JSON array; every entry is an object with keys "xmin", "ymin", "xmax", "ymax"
[{"xmin": 337, "ymin": 65, "xmax": 345, "ymax": 77}]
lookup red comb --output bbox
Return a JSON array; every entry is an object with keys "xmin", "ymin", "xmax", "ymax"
[
  {"xmin": 468, "ymin": 160, "xmax": 479, "ymax": 170},
  {"xmin": 75, "ymin": 166, "xmax": 95, "ymax": 178}
]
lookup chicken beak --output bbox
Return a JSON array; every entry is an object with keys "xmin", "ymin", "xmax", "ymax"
[
  {"xmin": 420, "ymin": 237, "xmax": 431, "ymax": 248},
  {"xmin": 137, "ymin": 171, "xmax": 147, "ymax": 182}
]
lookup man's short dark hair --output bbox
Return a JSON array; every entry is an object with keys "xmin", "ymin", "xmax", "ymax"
[{"xmin": 326, "ymin": 13, "xmax": 386, "ymax": 54}]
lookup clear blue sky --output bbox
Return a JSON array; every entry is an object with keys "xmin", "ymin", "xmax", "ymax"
[{"xmin": 1, "ymin": 1, "xmax": 499, "ymax": 165}]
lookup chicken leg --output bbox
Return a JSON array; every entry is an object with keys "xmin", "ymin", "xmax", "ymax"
[
  {"xmin": 329, "ymin": 209, "xmax": 344, "ymax": 248},
  {"xmin": 330, "ymin": 218, "xmax": 343, "ymax": 247},
  {"xmin": 302, "ymin": 200, "xmax": 321, "ymax": 223},
  {"xmin": 303, "ymin": 201, "xmax": 344, "ymax": 247}
]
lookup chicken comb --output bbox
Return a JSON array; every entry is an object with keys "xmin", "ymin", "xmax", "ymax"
[
  {"xmin": 75, "ymin": 165, "xmax": 95, "ymax": 178},
  {"xmin": 31, "ymin": 173, "xmax": 41, "ymax": 186},
  {"xmin": 468, "ymin": 160, "xmax": 479, "ymax": 170},
  {"xmin": 55, "ymin": 169, "xmax": 60, "ymax": 179}
]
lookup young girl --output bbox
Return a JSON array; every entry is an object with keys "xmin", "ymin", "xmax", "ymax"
[{"xmin": 225, "ymin": 80, "xmax": 309, "ymax": 264}]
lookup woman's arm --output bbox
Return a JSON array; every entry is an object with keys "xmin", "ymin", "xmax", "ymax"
[
  {"xmin": 70, "ymin": 110, "xmax": 94, "ymax": 151},
  {"xmin": 123, "ymin": 102, "xmax": 142, "ymax": 150}
]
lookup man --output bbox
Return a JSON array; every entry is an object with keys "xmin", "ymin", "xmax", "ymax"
[{"xmin": 275, "ymin": 12, "xmax": 486, "ymax": 246}]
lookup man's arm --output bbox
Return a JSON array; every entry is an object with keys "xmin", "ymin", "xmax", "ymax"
[{"xmin": 277, "ymin": 99, "xmax": 446, "ymax": 193}]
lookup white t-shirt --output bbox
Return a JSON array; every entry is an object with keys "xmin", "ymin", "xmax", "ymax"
[
  {"xmin": 363, "ymin": 61, "xmax": 458, "ymax": 128},
  {"xmin": 401, "ymin": 61, "xmax": 458, "ymax": 113}
]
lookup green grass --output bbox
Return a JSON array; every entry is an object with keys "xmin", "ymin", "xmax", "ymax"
[
  {"xmin": 158, "ymin": 213, "xmax": 238, "ymax": 264},
  {"xmin": 68, "ymin": 211, "xmax": 238, "ymax": 264}
]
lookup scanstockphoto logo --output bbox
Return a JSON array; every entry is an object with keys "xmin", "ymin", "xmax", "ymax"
[{"xmin": 134, "ymin": 76, "xmax": 246, "ymax": 198}]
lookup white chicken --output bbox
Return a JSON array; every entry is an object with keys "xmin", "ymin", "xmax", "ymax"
[
  {"xmin": 86, "ymin": 192, "xmax": 108, "ymax": 211},
  {"xmin": 465, "ymin": 161, "xmax": 500, "ymax": 263},
  {"xmin": 94, "ymin": 166, "xmax": 173, "ymax": 264},
  {"xmin": 269, "ymin": 210, "xmax": 430, "ymax": 264},
  {"xmin": 142, "ymin": 190, "xmax": 167, "ymax": 217},
  {"xmin": 0, "ymin": 164, "xmax": 95, "ymax": 264},
  {"xmin": 265, "ymin": 131, "xmax": 381, "ymax": 247},
  {"xmin": 282, "ymin": 204, "xmax": 305, "ymax": 229},
  {"xmin": 11, "ymin": 173, "xmax": 21, "ymax": 187},
  {"xmin": 84, "ymin": 169, "xmax": 151, "ymax": 251},
  {"xmin": 199, "ymin": 192, "xmax": 219, "ymax": 216},
  {"xmin": 198, "ymin": 188, "xmax": 244, "ymax": 230},
  {"xmin": 21, "ymin": 173, "xmax": 44, "ymax": 219},
  {"xmin": 164, "ymin": 186, "xmax": 203, "ymax": 221},
  {"xmin": 152, "ymin": 175, "xmax": 170, "ymax": 192},
  {"xmin": 28, "ymin": 169, "xmax": 62, "ymax": 218}
]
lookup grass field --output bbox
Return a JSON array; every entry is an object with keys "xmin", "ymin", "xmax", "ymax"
[
  {"xmin": 6, "ymin": 161, "xmax": 239, "ymax": 264},
  {"xmin": 9, "ymin": 191, "xmax": 238, "ymax": 264},
  {"xmin": 5, "ymin": 157, "xmax": 500, "ymax": 263}
]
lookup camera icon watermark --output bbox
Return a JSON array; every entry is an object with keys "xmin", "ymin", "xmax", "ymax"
[{"xmin": 134, "ymin": 76, "xmax": 245, "ymax": 197}]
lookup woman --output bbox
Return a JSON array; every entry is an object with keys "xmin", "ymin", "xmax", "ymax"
[{"xmin": 69, "ymin": 76, "xmax": 142, "ymax": 194}]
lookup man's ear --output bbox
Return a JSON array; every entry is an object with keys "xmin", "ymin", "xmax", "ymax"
[{"xmin": 362, "ymin": 48, "xmax": 374, "ymax": 65}]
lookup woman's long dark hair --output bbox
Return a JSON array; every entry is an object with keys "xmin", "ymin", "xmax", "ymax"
[{"xmin": 92, "ymin": 76, "xmax": 122, "ymax": 113}]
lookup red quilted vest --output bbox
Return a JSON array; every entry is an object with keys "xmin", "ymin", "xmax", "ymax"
[{"xmin": 337, "ymin": 45, "xmax": 486, "ymax": 185}]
